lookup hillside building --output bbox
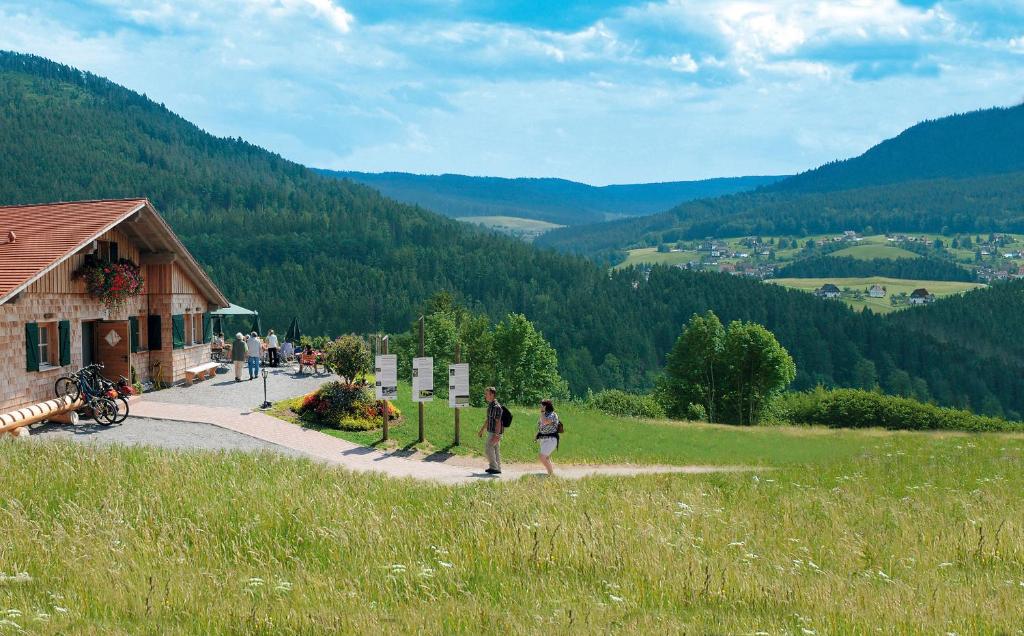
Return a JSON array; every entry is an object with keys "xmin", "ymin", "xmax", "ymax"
[
  {"xmin": 0, "ymin": 199, "xmax": 229, "ymax": 412},
  {"xmin": 815, "ymin": 283, "xmax": 842, "ymax": 299},
  {"xmin": 868, "ymin": 284, "xmax": 886, "ymax": 298},
  {"xmin": 908, "ymin": 288, "xmax": 935, "ymax": 305}
]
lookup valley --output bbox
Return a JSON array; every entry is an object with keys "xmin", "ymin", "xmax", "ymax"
[
  {"xmin": 4, "ymin": 3, "xmax": 1024, "ymax": 632},
  {"xmin": 455, "ymin": 215, "xmax": 564, "ymax": 241}
]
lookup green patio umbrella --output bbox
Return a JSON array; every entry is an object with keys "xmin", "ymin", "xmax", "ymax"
[
  {"xmin": 285, "ymin": 317, "xmax": 302, "ymax": 344},
  {"xmin": 249, "ymin": 312, "xmax": 263, "ymax": 336},
  {"xmin": 211, "ymin": 302, "xmax": 258, "ymax": 337}
]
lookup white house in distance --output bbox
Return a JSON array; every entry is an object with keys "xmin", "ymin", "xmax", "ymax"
[
  {"xmin": 868, "ymin": 284, "xmax": 886, "ymax": 298},
  {"xmin": 908, "ymin": 288, "xmax": 936, "ymax": 305},
  {"xmin": 815, "ymin": 283, "xmax": 842, "ymax": 299}
]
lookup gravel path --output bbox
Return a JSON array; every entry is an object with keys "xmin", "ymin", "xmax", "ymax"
[
  {"xmin": 30, "ymin": 416, "xmax": 306, "ymax": 457},
  {"xmin": 143, "ymin": 362, "xmax": 336, "ymax": 411}
]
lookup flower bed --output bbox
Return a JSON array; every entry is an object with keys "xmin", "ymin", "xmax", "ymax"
[
  {"xmin": 297, "ymin": 381, "xmax": 402, "ymax": 431},
  {"xmin": 78, "ymin": 259, "xmax": 145, "ymax": 310}
]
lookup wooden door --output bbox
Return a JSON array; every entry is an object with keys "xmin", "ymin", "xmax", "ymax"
[{"xmin": 96, "ymin": 320, "xmax": 131, "ymax": 380}]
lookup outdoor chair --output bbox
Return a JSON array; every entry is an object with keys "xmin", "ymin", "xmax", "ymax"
[{"xmin": 297, "ymin": 351, "xmax": 321, "ymax": 375}]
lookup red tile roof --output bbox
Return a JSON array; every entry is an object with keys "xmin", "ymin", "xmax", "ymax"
[{"xmin": 0, "ymin": 199, "xmax": 149, "ymax": 303}]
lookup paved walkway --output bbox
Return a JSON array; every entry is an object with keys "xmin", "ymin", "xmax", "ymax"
[
  {"xmin": 31, "ymin": 417, "xmax": 307, "ymax": 457},
  {"xmin": 128, "ymin": 397, "xmax": 743, "ymax": 484}
]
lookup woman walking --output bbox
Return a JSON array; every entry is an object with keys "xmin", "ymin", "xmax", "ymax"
[
  {"xmin": 231, "ymin": 332, "xmax": 247, "ymax": 382},
  {"xmin": 535, "ymin": 399, "xmax": 560, "ymax": 476}
]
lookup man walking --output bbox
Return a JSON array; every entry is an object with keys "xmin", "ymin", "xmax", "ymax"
[
  {"xmin": 231, "ymin": 332, "xmax": 246, "ymax": 382},
  {"xmin": 266, "ymin": 329, "xmax": 279, "ymax": 367},
  {"xmin": 246, "ymin": 331, "xmax": 262, "ymax": 380},
  {"xmin": 477, "ymin": 386, "xmax": 504, "ymax": 475}
]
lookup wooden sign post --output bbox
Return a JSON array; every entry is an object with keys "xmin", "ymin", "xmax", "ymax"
[
  {"xmin": 453, "ymin": 341, "xmax": 461, "ymax": 446},
  {"xmin": 418, "ymin": 315, "xmax": 425, "ymax": 444},
  {"xmin": 380, "ymin": 335, "xmax": 390, "ymax": 442}
]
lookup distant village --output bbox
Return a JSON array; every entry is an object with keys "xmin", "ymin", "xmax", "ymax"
[{"xmin": 655, "ymin": 230, "xmax": 1024, "ymax": 282}]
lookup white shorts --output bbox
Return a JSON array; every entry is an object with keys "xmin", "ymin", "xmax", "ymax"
[{"xmin": 538, "ymin": 437, "xmax": 558, "ymax": 457}]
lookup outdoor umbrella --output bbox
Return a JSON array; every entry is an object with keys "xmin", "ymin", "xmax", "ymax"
[
  {"xmin": 211, "ymin": 302, "xmax": 258, "ymax": 338},
  {"xmin": 285, "ymin": 317, "xmax": 302, "ymax": 344},
  {"xmin": 250, "ymin": 312, "xmax": 263, "ymax": 336}
]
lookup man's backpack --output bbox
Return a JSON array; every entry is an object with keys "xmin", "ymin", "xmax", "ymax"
[{"xmin": 500, "ymin": 405, "xmax": 513, "ymax": 429}]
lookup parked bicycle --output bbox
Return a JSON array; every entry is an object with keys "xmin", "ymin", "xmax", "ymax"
[
  {"xmin": 90, "ymin": 371, "xmax": 133, "ymax": 424},
  {"xmin": 54, "ymin": 363, "xmax": 119, "ymax": 425}
]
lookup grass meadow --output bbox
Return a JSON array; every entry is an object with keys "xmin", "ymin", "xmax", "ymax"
[
  {"xmin": 1, "ymin": 428, "xmax": 1022, "ymax": 633},
  {"xmin": 272, "ymin": 385, "xmax": 883, "ymax": 467}
]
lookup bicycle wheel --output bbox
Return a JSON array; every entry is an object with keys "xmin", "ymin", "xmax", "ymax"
[
  {"xmin": 112, "ymin": 396, "xmax": 130, "ymax": 424},
  {"xmin": 55, "ymin": 376, "xmax": 80, "ymax": 401},
  {"xmin": 93, "ymin": 398, "xmax": 118, "ymax": 426}
]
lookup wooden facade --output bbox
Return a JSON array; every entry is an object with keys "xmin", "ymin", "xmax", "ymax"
[{"xmin": 0, "ymin": 201, "xmax": 228, "ymax": 412}]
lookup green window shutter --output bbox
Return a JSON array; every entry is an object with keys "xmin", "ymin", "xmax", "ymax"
[
  {"xmin": 202, "ymin": 313, "xmax": 212, "ymax": 343},
  {"xmin": 171, "ymin": 314, "xmax": 185, "ymax": 349},
  {"xmin": 58, "ymin": 320, "xmax": 71, "ymax": 366},
  {"xmin": 147, "ymin": 315, "xmax": 162, "ymax": 350},
  {"xmin": 129, "ymin": 316, "xmax": 140, "ymax": 353},
  {"xmin": 25, "ymin": 322, "xmax": 39, "ymax": 372}
]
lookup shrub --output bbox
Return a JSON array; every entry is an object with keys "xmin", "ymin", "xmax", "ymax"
[
  {"xmin": 323, "ymin": 334, "xmax": 371, "ymax": 382},
  {"xmin": 299, "ymin": 335, "xmax": 331, "ymax": 350},
  {"xmin": 684, "ymin": 403, "xmax": 707, "ymax": 422},
  {"xmin": 769, "ymin": 387, "xmax": 1021, "ymax": 433},
  {"xmin": 587, "ymin": 389, "xmax": 665, "ymax": 419},
  {"xmin": 296, "ymin": 381, "xmax": 401, "ymax": 430}
]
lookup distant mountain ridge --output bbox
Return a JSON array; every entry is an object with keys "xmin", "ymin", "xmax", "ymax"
[
  {"xmin": 539, "ymin": 103, "xmax": 1024, "ymax": 255},
  {"xmin": 765, "ymin": 104, "xmax": 1024, "ymax": 193},
  {"xmin": 318, "ymin": 170, "xmax": 785, "ymax": 226}
]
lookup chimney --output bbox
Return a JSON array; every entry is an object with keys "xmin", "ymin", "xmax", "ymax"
[{"xmin": 2, "ymin": 231, "xmax": 14, "ymax": 245}]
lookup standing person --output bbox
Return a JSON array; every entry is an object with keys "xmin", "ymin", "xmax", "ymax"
[
  {"xmin": 535, "ymin": 399, "xmax": 560, "ymax": 476},
  {"xmin": 477, "ymin": 387, "xmax": 504, "ymax": 475},
  {"xmin": 246, "ymin": 331, "xmax": 262, "ymax": 380},
  {"xmin": 230, "ymin": 332, "xmax": 247, "ymax": 382},
  {"xmin": 266, "ymin": 329, "xmax": 279, "ymax": 367}
]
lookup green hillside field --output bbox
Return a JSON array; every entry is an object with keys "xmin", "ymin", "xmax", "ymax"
[
  {"xmin": 767, "ymin": 277, "xmax": 986, "ymax": 314},
  {"xmin": 3, "ymin": 428, "xmax": 1023, "ymax": 632},
  {"xmin": 830, "ymin": 243, "xmax": 921, "ymax": 259},
  {"xmin": 456, "ymin": 215, "xmax": 564, "ymax": 240}
]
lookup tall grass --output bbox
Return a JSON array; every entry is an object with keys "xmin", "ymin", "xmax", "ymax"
[{"xmin": 1, "ymin": 433, "xmax": 1022, "ymax": 633}]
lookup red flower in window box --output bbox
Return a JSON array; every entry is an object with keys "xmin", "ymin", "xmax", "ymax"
[{"xmin": 77, "ymin": 259, "xmax": 145, "ymax": 310}]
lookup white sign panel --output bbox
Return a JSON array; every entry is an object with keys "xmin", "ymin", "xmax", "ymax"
[
  {"xmin": 374, "ymin": 354, "xmax": 398, "ymax": 401},
  {"xmin": 448, "ymin": 363, "xmax": 470, "ymax": 408},
  {"xmin": 412, "ymin": 357, "xmax": 434, "ymax": 402}
]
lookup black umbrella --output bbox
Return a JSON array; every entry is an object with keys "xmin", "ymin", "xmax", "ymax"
[{"xmin": 285, "ymin": 317, "xmax": 302, "ymax": 344}]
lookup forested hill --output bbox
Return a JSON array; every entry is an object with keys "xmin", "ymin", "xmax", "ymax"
[
  {"xmin": 2, "ymin": 51, "xmax": 1022, "ymax": 417},
  {"xmin": 538, "ymin": 171, "xmax": 1024, "ymax": 256},
  {"xmin": 765, "ymin": 104, "xmax": 1024, "ymax": 194},
  {"xmin": 319, "ymin": 170, "xmax": 783, "ymax": 226}
]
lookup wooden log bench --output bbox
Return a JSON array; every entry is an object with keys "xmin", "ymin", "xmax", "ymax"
[{"xmin": 184, "ymin": 362, "xmax": 220, "ymax": 386}]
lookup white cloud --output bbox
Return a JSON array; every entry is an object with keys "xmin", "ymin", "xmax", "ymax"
[
  {"xmin": 669, "ymin": 53, "xmax": 699, "ymax": 72},
  {"xmin": 2, "ymin": 0, "xmax": 1022, "ymax": 183}
]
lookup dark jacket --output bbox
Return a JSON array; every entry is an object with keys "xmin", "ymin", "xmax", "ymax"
[{"xmin": 231, "ymin": 339, "xmax": 247, "ymax": 362}]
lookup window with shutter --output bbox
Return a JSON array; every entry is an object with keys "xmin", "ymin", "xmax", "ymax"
[
  {"xmin": 129, "ymin": 316, "xmax": 140, "ymax": 353},
  {"xmin": 58, "ymin": 320, "xmax": 71, "ymax": 366},
  {"xmin": 25, "ymin": 322, "xmax": 39, "ymax": 372},
  {"xmin": 171, "ymin": 314, "xmax": 185, "ymax": 349}
]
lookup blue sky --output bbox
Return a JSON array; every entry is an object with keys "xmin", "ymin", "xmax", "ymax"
[{"xmin": 2, "ymin": 0, "xmax": 1023, "ymax": 184}]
